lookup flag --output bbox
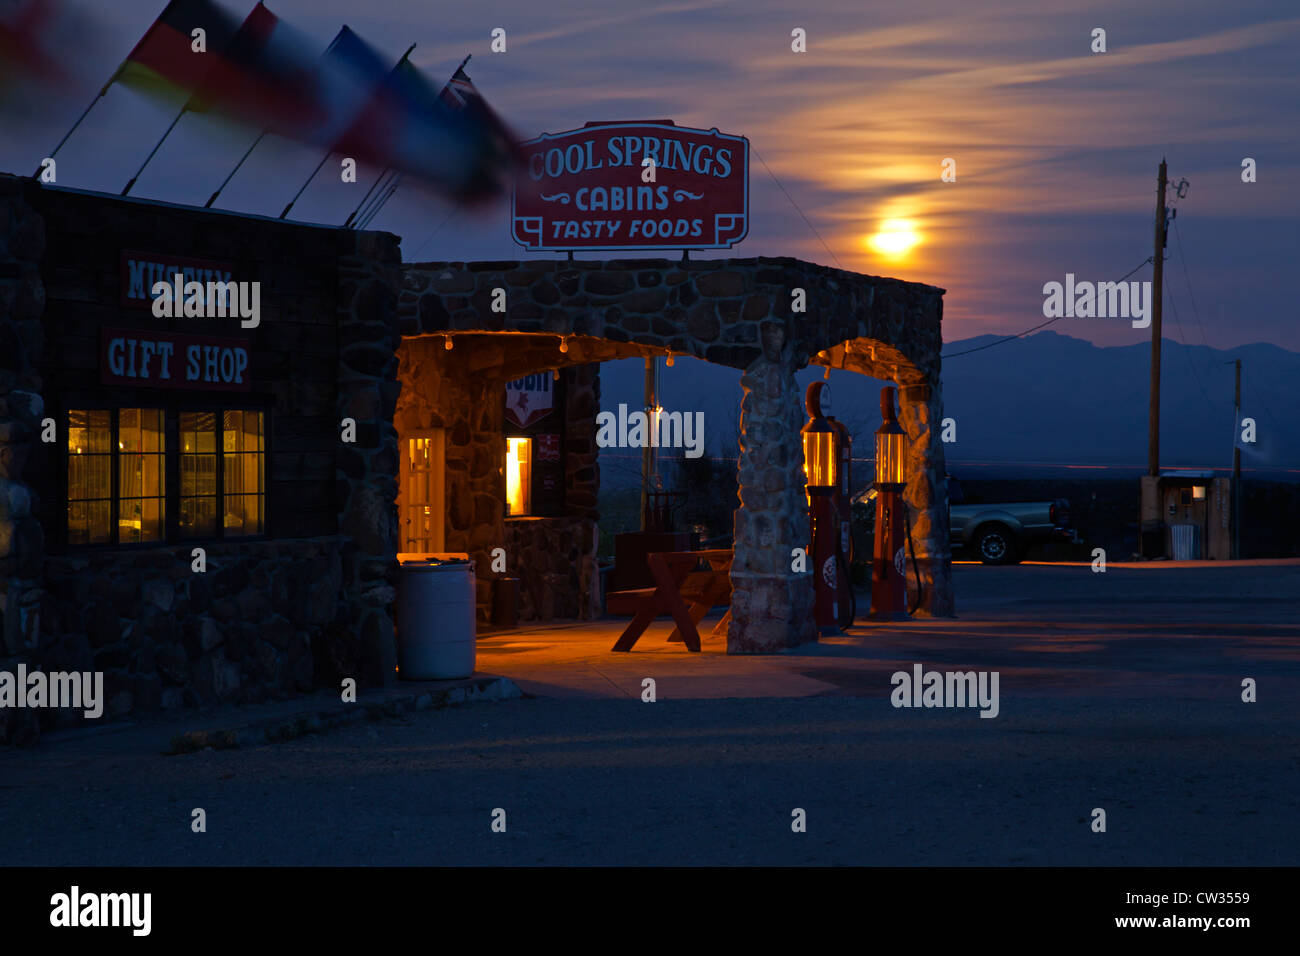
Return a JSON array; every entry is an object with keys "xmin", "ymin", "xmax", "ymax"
[
  {"xmin": 115, "ymin": 0, "xmax": 240, "ymax": 103},
  {"xmin": 328, "ymin": 43, "xmax": 496, "ymax": 198},
  {"xmin": 183, "ymin": 2, "xmax": 325, "ymax": 133},
  {"xmin": 0, "ymin": 0, "xmax": 70, "ymax": 94},
  {"xmin": 440, "ymin": 64, "xmax": 522, "ymax": 162}
]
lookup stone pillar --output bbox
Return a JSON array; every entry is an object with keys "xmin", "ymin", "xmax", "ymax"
[
  {"xmin": 336, "ymin": 232, "xmax": 403, "ymax": 686},
  {"xmin": 729, "ymin": 354, "xmax": 817, "ymax": 652},
  {"xmin": 0, "ymin": 177, "xmax": 46, "ymax": 745},
  {"xmin": 899, "ymin": 381, "xmax": 955, "ymax": 617}
]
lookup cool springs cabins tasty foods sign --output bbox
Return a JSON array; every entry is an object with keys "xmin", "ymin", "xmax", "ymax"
[{"xmin": 512, "ymin": 121, "xmax": 749, "ymax": 252}]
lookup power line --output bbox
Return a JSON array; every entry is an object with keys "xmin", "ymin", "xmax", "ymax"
[
  {"xmin": 1161, "ymin": 271, "xmax": 1218, "ymax": 413},
  {"xmin": 942, "ymin": 256, "xmax": 1152, "ymax": 359},
  {"xmin": 750, "ymin": 145, "xmax": 845, "ymax": 271},
  {"xmin": 1170, "ymin": 218, "xmax": 1213, "ymax": 353}
]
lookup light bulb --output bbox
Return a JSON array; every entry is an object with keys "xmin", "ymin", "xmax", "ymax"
[
  {"xmin": 444, "ymin": 335, "xmax": 453, "ymax": 350},
  {"xmin": 666, "ymin": 353, "xmax": 674, "ymax": 367},
  {"xmin": 552, "ymin": 368, "xmax": 559, "ymax": 380},
  {"xmin": 559, "ymin": 337, "xmax": 569, "ymax": 353}
]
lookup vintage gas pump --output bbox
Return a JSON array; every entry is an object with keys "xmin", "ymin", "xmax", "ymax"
[
  {"xmin": 826, "ymin": 409, "xmax": 853, "ymax": 628},
  {"xmin": 870, "ymin": 386, "xmax": 908, "ymax": 620},
  {"xmin": 802, "ymin": 382, "xmax": 845, "ymax": 635}
]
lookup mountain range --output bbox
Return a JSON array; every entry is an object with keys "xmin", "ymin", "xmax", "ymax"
[{"xmin": 596, "ymin": 331, "xmax": 1300, "ymax": 485}]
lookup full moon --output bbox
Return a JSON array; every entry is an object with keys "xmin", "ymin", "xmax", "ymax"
[{"xmin": 866, "ymin": 219, "xmax": 921, "ymax": 258}]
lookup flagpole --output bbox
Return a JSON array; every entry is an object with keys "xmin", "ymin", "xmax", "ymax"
[
  {"xmin": 34, "ymin": 63, "xmax": 126, "ymax": 178},
  {"xmin": 357, "ymin": 173, "xmax": 402, "ymax": 229},
  {"xmin": 206, "ymin": 128, "xmax": 268, "ymax": 208},
  {"xmin": 336, "ymin": 43, "xmax": 418, "ymax": 227},
  {"xmin": 121, "ymin": 101, "xmax": 189, "ymax": 196},
  {"xmin": 347, "ymin": 168, "xmax": 395, "ymax": 228},
  {"xmin": 344, "ymin": 165, "xmax": 391, "ymax": 227}
]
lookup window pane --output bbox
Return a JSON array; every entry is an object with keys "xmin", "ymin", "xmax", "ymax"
[
  {"xmin": 68, "ymin": 452, "xmax": 111, "ymax": 502},
  {"xmin": 222, "ymin": 410, "xmax": 264, "ymax": 536},
  {"xmin": 180, "ymin": 496, "xmax": 217, "ymax": 538},
  {"xmin": 180, "ymin": 411, "xmax": 216, "ymax": 454},
  {"xmin": 224, "ymin": 494, "xmax": 264, "ymax": 536},
  {"xmin": 119, "ymin": 408, "xmax": 163, "ymax": 453},
  {"xmin": 223, "ymin": 410, "xmax": 263, "ymax": 452},
  {"xmin": 119, "ymin": 497, "xmax": 164, "ymax": 544},
  {"xmin": 181, "ymin": 454, "xmax": 217, "ymax": 496},
  {"xmin": 68, "ymin": 500, "xmax": 110, "ymax": 546}
]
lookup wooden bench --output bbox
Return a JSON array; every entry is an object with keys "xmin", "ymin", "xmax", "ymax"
[{"xmin": 609, "ymin": 550, "xmax": 733, "ymax": 652}]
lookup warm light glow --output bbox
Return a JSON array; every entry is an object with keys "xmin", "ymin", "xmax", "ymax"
[
  {"xmin": 866, "ymin": 219, "xmax": 921, "ymax": 259},
  {"xmin": 1193, "ymin": 485, "xmax": 1206, "ymax": 500},
  {"xmin": 876, "ymin": 431, "xmax": 906, "ymax": 485},
  {"xmin": 803, "ymin": 431, "xmax": 837, "ymax": 489},
  {"xmin": 506, "ymin": 437, "xmax": 532, "ymax": 516}
]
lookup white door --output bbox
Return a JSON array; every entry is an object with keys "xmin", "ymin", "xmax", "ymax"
[{"xmin": 399, "ymin": 429, "xmax": 445, "ymax": 555}]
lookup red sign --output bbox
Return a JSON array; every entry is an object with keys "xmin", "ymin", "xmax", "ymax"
[
  {"xmin": 505, "ymin": 372, "xmax": 555, "ymax": 428},
  {"xmin": 100, "ymin": 328, "xmax": 252, "ymax": 391},
  {"xmin": 512, "ymin": 121, "xmax": 749, "ymax": 252},
  {"xmin": 120, "ymin": 250, "xmax": 238, "ymax": 308},
  {"xmin": 536, "ymin": 434, "xmax": 560, "ymax": 462}
]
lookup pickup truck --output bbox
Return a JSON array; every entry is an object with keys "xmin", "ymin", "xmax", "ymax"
[
  {"xmin": 851, "ymin": 476, "xmax": 1073, "ymax": 565},
  {"xmin": 947, "ymin": 477, "xmax": 1073, "ymax": 564}
]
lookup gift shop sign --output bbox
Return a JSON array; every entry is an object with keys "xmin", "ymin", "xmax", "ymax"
[
  {"xmin": 512, "ymin": 121, "xmax": 749, "ymax": 252},
  {"xmin": 100, "ymin": 328, "xmax": 252, "ymax": 392}
]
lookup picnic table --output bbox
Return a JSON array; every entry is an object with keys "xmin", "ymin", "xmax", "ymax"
[{"xmin": 608, "ymin": 549, "xmax": 733, "ymax": 652}]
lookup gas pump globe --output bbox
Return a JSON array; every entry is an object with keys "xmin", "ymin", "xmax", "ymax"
[
  {"xmin": 802, "ymin": 382, "xmax": 842, "ymax": 635},
  {"xmin": 871, "ymin": 386, "xmax": 908, "ymax": 619}
]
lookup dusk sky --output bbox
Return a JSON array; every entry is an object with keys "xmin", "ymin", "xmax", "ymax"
[{"xmin": 4, "ymin": 0, "xmax": 1297, "ymax": 350}]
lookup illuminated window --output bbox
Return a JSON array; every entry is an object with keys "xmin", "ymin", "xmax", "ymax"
[
  {"xmin": 223, "ymin": 410, "xmax": 265, "ymax": 537},
  {"xmin": 67, "ymin": 409, "xmax": 164, "ymax": 546},
  {"xmin": 506, "ymin": 436, "xmax": 532, "ymax": 516},
  {"xmin": 180, "ymin": 409, "xmax": 265, "ymax": 540},
  {"xmin": 67, "ymin": 410, "xmax": 113, "ymax": 545},
  {"xmin": 117, "ymin": 408, "xmax": 165, "ymax": 543},
  {"xmin": 180, "ymin": 411, "xmax": 218, "ymax": 539}
]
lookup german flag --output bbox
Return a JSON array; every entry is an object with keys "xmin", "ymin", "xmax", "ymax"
[{"xmin": 115, "ymin": 0, "xmax": 240, "ymax": 102}]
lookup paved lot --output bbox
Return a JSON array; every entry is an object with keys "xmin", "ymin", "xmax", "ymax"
[{"xmin": 1, "ymin": 561, "xmax": 1297, "ymax": 866}]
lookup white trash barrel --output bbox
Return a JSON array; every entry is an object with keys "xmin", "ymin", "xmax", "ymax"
[{"xmin": 396, "ymin": 557, "xmax": 476, "ymax": 679}]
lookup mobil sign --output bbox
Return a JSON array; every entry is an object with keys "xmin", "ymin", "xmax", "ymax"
[{"xmin": 512, "ymin": 121, "xmax": 749, "ymax": 252}]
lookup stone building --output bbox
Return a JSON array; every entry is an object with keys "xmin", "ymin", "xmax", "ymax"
[{"xmin": 1, "ymin": 174, "xmax": 952, "ymax": 743}]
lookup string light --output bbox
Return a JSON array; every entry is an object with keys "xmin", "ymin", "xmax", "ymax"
[
  {"xmin": 552, "ymin": 368, "xmax": 560, "ymax": 380},
  {"xmin": 665, "ymin": 350, "xmax": 674, "ymax": 367},
  {"xmin": 558, "ymin": 335, "xmax": 569, "ymax": 354},
  {"xmin": 443, "ymin": 335, "xmax": 453, "ymax": 350}
]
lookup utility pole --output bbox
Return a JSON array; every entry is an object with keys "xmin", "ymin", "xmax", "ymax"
[
  {"xmin": 640, "ymin": 356, "xmax": 656, "ymax": 531},
  {"xmin": 1231, "ymin": 358, "xmax": 1242, "ymax": 559},
  {"xmin": 1147, "ymin": 158, "xmax": 1168, "ymax": 478}
]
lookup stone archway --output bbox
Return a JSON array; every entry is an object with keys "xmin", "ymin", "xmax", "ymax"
[{"xmin": 387, "ymin": 255, "xmax": 952, "ymax": 653}]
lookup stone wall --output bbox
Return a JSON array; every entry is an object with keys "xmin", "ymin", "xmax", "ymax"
[
  {"xmin": 336, "ymin": 231, "xmax": 403, "ymax": 685},
  {"xmin": 0, "ymin": 175, "xmax": 47, "ymax": 739},
  {"xmin": 32, "ymin": 537, "xmax": 352, "ymax": 732},
  {"xmin": 504, "ymin": 517, "xmax": 600, "ymax": 620}
]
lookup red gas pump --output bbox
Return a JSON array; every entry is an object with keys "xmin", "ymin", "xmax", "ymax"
[
  {"xmin": 802, "ymin": 382, "xmax": 849, "ymax": 635},
  {"xmin": 826, "ymin": 412, "xmax": 854, "ymax": 628},
  {"xmin": 870, "ymin": 386, "xmax": 908, "ymax": 620}
]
